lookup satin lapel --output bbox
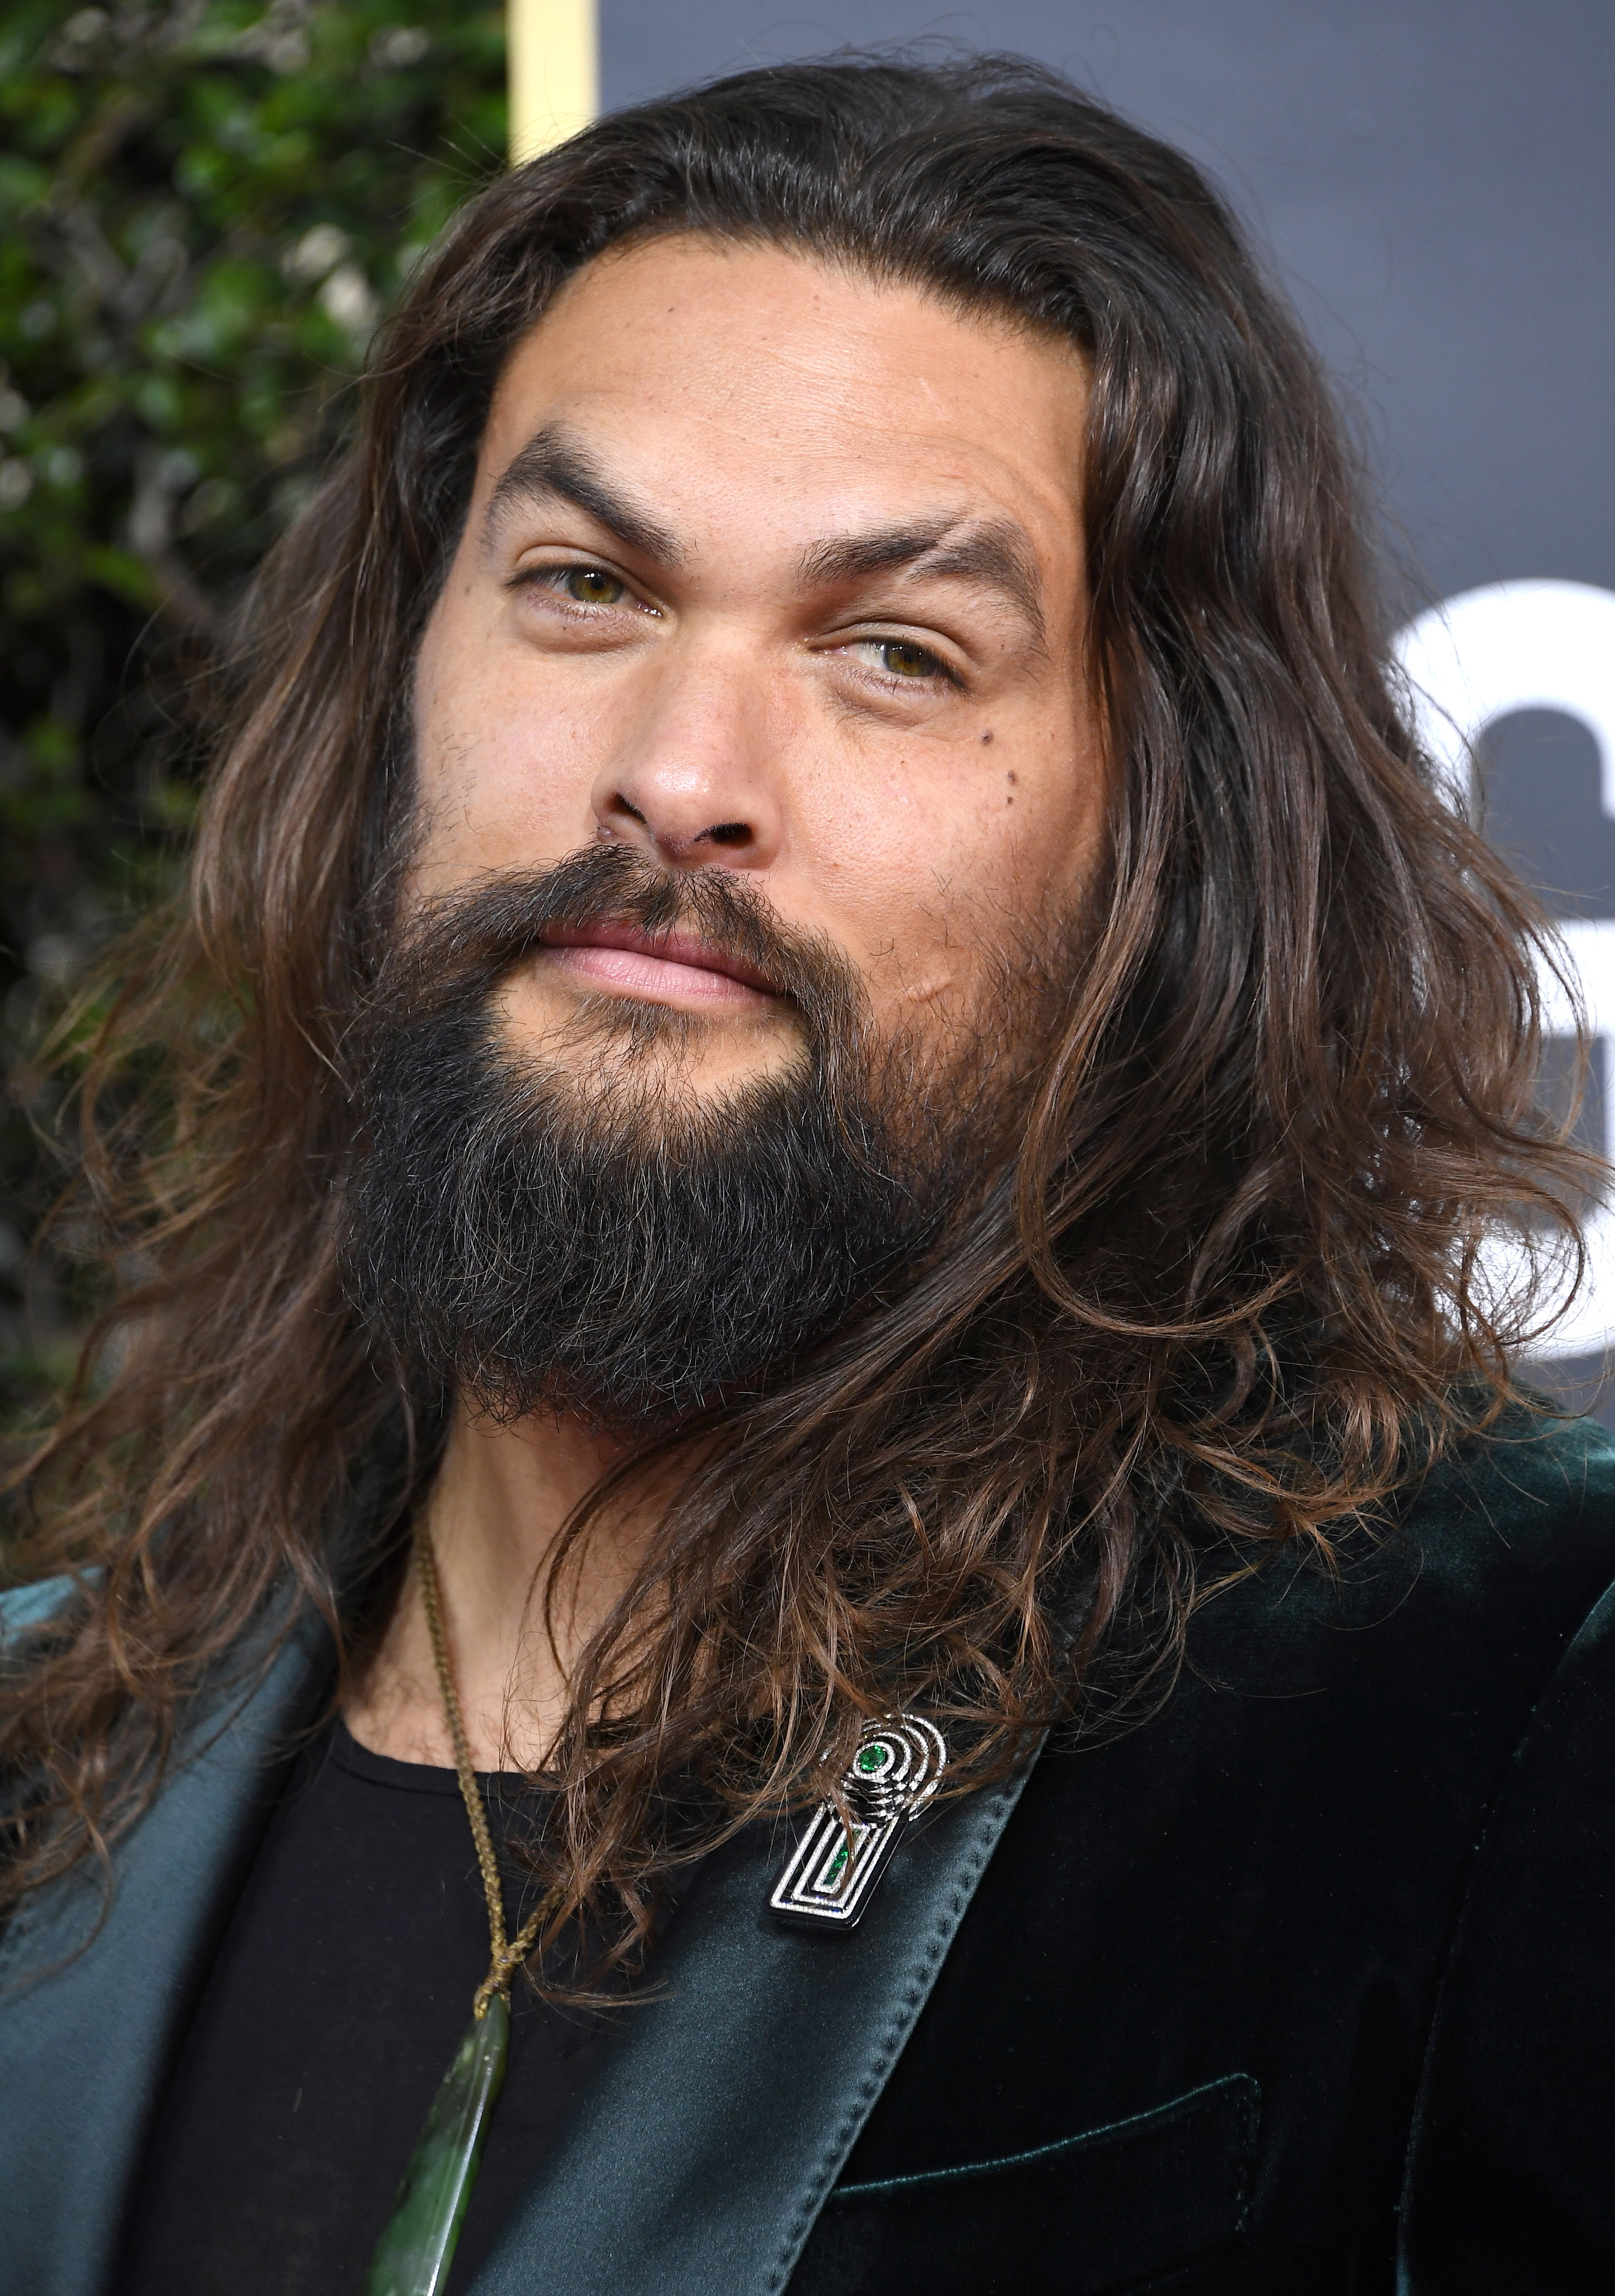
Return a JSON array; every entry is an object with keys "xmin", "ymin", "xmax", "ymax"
[
  {"xmin": 469, "ymin": 1754, "xmax": 1041, "ymax": 2296},
  {"xmin": 0, "ymin": 1618, "xmax": 328, "ymax": 2296}
]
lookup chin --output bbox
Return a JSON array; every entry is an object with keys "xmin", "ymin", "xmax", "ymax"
[{"xmin": 497, "ymin": 980, "xmax": 802, "ymax": 1096}]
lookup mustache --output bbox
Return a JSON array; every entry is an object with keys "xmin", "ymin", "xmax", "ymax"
[{"xmin": 381, "ymin": 844, "xmax": 865, "ymax": 1029}]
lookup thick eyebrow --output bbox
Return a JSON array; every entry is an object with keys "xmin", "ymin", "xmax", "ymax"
[
  {"xmin": 797, "ymin": 515, "xmax": 1047, "ymax": 645},
  {"xmin": 483, "ymin": 423, "xmax": 682, "ymax": 567}
]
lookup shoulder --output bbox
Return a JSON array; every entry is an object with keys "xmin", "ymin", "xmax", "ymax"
[
  {"xmin": 1404, "ymin": 1398, "xmax": 1615, "ymax": 1558},
  {"xmin": 1380, "ymin": 1399, "xmax": 1615, "ymax": 1635},
  {"xmin": 1140, "ymin": 1405, "xmax": 1615, "ymax": 1788},
  {"xmin": 1194, "ymin": 1403, "xmax": 1615, "ymax": 1665}
]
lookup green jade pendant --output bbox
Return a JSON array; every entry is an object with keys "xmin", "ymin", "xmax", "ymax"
[{"xmin": 364, "ymin": 1991, "xmax": 509, "ymax": 2296}]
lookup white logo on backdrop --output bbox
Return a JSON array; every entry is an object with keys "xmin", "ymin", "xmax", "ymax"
[{"xmin": 1394, "ymin": 580, "xmax": 1615, "ymax": 1360}]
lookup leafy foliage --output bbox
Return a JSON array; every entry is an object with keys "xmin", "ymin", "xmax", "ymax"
[{"xmin": 0, "ymin": 0, "xmax": 504, "ymax": 1413}]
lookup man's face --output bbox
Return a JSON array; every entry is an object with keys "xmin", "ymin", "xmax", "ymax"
[
  {"xmin": 352, "ymin": 237, "xmax": 1110, "ymax": 1423},
  {"xmin": 411, "ymin": 234, "xmax": 1106, "ymax": 1110}
]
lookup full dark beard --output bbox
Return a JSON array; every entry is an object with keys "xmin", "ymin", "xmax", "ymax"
[{"xmin": 340, "ymin": 847, "xmax": 995, "ymax": 1432}]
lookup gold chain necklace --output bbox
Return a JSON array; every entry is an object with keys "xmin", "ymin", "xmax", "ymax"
[
  {"xmin": 418, "ymin": 1531, "xmax": 554, "ymax": 2017},
  {"xmin": 364, "ymin": 1532, "xmax": 560, "ymax": 2296}
]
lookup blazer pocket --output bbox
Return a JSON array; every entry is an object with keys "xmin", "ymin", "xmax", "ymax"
[{"xmin": 793, "ymin": 2072, "xmax": 1261, "ymax": 2296}]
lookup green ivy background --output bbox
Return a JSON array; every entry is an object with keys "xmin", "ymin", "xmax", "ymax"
[{"xmin": 0, "ymin": 0, "xmax": 505, "ymax": 1416}]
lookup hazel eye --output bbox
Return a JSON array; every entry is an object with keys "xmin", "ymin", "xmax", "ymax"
[
  {"xmin": 880, "ymin": 640, "xmax": 940, "ymax": 678},
  {"xmin": 561, "ymin": 566, "xmax": 627, "ymax": 605},
  {"xmin": 856, "ymin": 638, "xmax": 946, "ymax": 680}
]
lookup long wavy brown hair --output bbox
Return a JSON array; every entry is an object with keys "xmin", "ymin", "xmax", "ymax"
[{"xmin": 1, "ymin": 54, "xmax": 1594, "ymax": 1970}]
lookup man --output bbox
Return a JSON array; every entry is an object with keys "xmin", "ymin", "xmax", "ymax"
[{"xmin": 3, "ymin": 52, "xmax": 1613, "ymax": 2296}]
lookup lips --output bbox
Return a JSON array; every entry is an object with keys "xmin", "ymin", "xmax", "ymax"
[{"xmin": 538, "ymin": 922, "xmax": 783, "ymax": 1009}]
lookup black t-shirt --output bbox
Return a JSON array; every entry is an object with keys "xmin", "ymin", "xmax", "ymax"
[{"xmin": 116, "ymin": 1718, "xmax": 617, "ymax": 2295}]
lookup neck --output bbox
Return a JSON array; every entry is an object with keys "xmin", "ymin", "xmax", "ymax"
[{"xmin": 345, "ymin": 1397, "xmax": 659, "ymax": 1770}]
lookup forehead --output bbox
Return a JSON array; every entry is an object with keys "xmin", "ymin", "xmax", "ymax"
[{"xmin": 475, "ymin": 235, "xmax": 1090, "ymax": 573}]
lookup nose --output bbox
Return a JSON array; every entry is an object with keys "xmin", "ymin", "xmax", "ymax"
[{"xmin": 587, "ymin": 651, "xmax": 783, "ymax": 872}]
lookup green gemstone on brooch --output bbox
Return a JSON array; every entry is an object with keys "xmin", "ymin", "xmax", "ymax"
[
  {"xmin": 856, "ymin": 1743, "xmax": 889, "ymax": 1773},
  {"xmin": 364, "ymin": 1992, "xmax": 510, "ymax": 2296}
]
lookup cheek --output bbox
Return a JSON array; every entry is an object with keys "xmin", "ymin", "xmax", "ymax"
[
  {"xmin": 410, "ymin": 595, "xmax": 602, "ymax": 887},
  {"xmin": 784, "ymin": 761, "xmax": 973, "ymax": 997},
  {"xmin": 982, "ymin": 720, "xmax": 1110, "ymax": 927},
  {"xmin": 790, "ymin": 729, "xmax": 1100, "ymax": 1013}
]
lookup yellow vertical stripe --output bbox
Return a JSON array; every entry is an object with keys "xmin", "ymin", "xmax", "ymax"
[{"xmin": 508, "ymin": 0, "xmax": 599, "ymax": 163}]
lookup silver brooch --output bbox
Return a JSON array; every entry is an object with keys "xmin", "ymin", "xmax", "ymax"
[{"xmin": 768, "ymin": 1713, "xmax": 948, "ymax": 1932}]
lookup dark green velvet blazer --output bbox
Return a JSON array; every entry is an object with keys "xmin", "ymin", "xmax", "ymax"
[{"xmin": 3, "ymin": 1406, "xmax": 1614, "ymax": 2294}]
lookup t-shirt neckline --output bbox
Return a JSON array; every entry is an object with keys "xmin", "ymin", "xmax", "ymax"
[{"xmin": 329, "ymin": 1712, "xmax": 542, "ymax": 1796}]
